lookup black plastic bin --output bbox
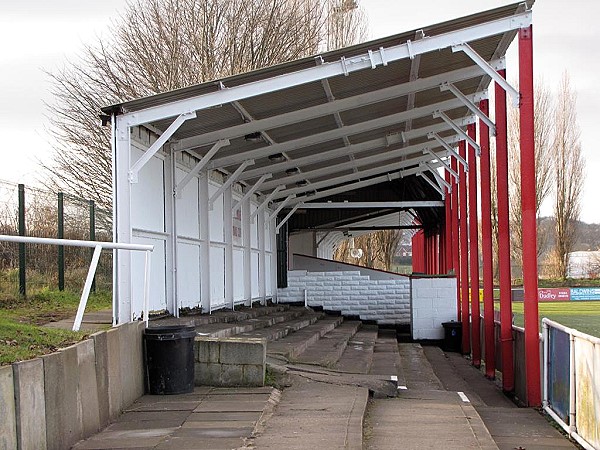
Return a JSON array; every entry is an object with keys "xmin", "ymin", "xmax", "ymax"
[
  {"xmin": 143, "ymin": 325, "xmax": 196, "ymax": 395},
  {"xmin": 441, "ymin": 321, "xmax": 462, "ymax": 353}
]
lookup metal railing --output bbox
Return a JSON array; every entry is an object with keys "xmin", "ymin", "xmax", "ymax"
[
  {"xmin": 0, "ymin": 234, "xmax": 153, "ymax": 331},
  {"xmin": 543, "ymin": 318, "xmax": 600, "ymax": 450}
]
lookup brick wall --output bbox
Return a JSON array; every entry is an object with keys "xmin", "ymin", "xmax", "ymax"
[
  {"xmin": 277, "ymin": 270, "xmax": 411, "ymax": 325},
  {"xmin": 411, "ymin": 277, "xmax": 457, "ymax": 339}
]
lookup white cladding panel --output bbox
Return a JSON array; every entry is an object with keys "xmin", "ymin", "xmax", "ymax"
[
  {"xmin": 233, "ymin": 248, "xmax": 244, "ymax": 301},
  {"xmin": 264, "ymin": 213, "xmax": 272, "ymax": 252},
  {"xmin": 132, "ymin": 235, "xmax": 167, "ymax": 315},
  {"xmin": 265, "ymin": 253, "xmax": 272, "ymax": 296},
  {"xmin": 175, "ymin": 168, "xmax": 200, "ymax": 238},
  {"xmin": 210, "ymin": 245, "xmax": 226, "ymax": 304},
  {"xmin": 131, "ymin": 147, "xmax": 165, "ymax": 232},
  {"xmin": 250, "ymin": 203, "xmax": 258, "ymax": 248},
  {"xmin": 177, "ymin": 242, "xmax": 201, "ymax": 309},
  {"xmin": 208, "ymin": 183, "xmax": 224, "ymax": 242},
  {"xmin": 251, "ymin": 251, "xmax": 259, "ymax": 298},
  {"xmin": 232, "ymin": 195, "xmax": 243, "ymax": 247}
]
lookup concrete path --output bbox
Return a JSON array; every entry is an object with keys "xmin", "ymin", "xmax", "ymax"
[
  {"xmin": 43, "ymin": 309, "xmax": 112, "ymax": 331},
  {"xmin": 364, "ymin": 343, "xmax": 498, "ymax": 450},
  {"xmin": 423, "ymin": 347, "xmax": 577, "ymax": 450},
  {"xmin": 72, "ymin": 387, "xmax": 279, "ymax": 449}
]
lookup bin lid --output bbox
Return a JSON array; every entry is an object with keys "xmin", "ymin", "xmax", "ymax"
[{"xmin": 144, "ymin": 324, "xmax": 197, "ymax": 340}]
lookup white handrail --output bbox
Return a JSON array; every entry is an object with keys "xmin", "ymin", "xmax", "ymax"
[{"xmin": 0, "ymin": 234, "xmax": 154, "ymax": 331}]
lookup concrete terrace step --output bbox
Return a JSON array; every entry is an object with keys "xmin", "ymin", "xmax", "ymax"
[
  {"xmin": 267, "ymin": 316, "xmax": 344, "ymax": 361},
  {"xmin": 369, "ymin": 329, "xmax": 403, "ymax": 383},
  {"xmin": 235, "ymin": 310, "xmax": 324, "ymax": 341},
  {"xmin": 193, "ymin": 308, "xmax": 309, "ymax": 338},
  {"xmin": 334, "ymin": 326, "xmax": 379, "ymax": 374},
  {"xmin": 294, "ymin": 320, "xmax": 362, "ymax": 368},
  {"xmin": 150, "ymin": 305, "xmax": 289, "ymax": 327}
]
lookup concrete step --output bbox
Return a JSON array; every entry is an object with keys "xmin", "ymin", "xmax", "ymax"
[
  {"xmin": 294, "ymin": 320, "xmax": 362, "ymax": 368},
  {"xmin": 236, "ymin": 310, "xmax": 324, "ymax": 341},
  {"xmin": 334, "ymin": 325, "xmax": 379, "ymax": 374},
  {"xmin": 150, "ymin": 305, "xmax": 289, "ymax": 327},
  {"xmin": 369, "ymin": 329, "xmax": 403, "ymax": 384},
  {"xmin": 267, "ymin": 316, "xmax": 344, "ymax": 361},
  {"xmin": 193, "ymin": 308, "xmax": 309, "ymax": 338}
]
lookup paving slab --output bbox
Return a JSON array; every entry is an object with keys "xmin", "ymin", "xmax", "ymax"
[{"xmin": 335, "ymin": 326, "xmax": 378, "ymax": 374}]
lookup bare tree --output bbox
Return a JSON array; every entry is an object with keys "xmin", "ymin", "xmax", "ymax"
[
  {"xmin": 553, "ymin": 73, "xmax": 585, "ymax": 279},
  {"xmin": 507, "ymin": 78, "xmax": 554, "ymax": 275},
  {"xmin": 334, "ymin": 230, "xmax": 402, "ymax": 272},
  {"xmin": 44, "ymin": 0, "xmax": 367, "ymax": 210}
]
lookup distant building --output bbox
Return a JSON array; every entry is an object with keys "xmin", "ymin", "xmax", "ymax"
[{"xmin": 568, "ymin": 251, "xmax": 600, "ymax": 278}]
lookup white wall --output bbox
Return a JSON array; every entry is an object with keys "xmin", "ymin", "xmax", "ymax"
[
  {"xmin": 278, "ymin": 270, "xmax": 411, "ymax": 325},
  {"xmin": 411, "ymin": 277, "xmax": 457, "ymax": 340},
  {"xmin": 116, "ymin": 127, "xmax": 275, "ymax": 321}
]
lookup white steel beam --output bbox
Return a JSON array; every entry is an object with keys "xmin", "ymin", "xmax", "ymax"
[
  {"xmin": 251, "ymin": 186, "xmax": 285, "ymax": 221},
  {"xmin": 174, "ymin": 139, "xmax": 230, "ymax": 197},
  {"xmin": 268, "ymin": 195, "xmax": 296, "ymax": 221},
  {"xmin": 208, "ymin": 160, "xmax": 254, "ymax": 209},
  {"xmin": 259, "ymin": 135, "xmax": 461, "ymax": 191},
  {"xmin": 424, "ymin": 148, "xmax": 458, "ymax": 181},
  {"xmin": 271, "ymin": 152, "xmax": 446, "ymax": 200},
  {"xmin": 298, "ymin": 201, "xmax": 444, "ymax": 208},
  {"xmin": 129, "ymin": 111, "xmax": 196, "ymax": 183},
  {"xmin": 405, "ymin": 30, "xmax": 425, "ymax": 134},
  {"xmin": 240, "ymin": 117, "xmax": 475, "ymax": 181},
  {"xmin": 452, "ymin": 42, "xmax": 521, "ymax": 107},
  {"xmin": 423, "ymin": 162, "xmax": 452, "ymax": 193},
  {"xmin": 440, "ymin": 83, "xmax": 496, "ymax": 134},
  {"xmin": 232, "ymin": 173, "xmax": 272, "ymax": 214},
  {"xmin": 175, "ymin": 62, "xmax": 501, "ymax": 154},
  {"xmin": 275, "ymin": 203, "xmax": 303, "ymax": 234},
  {"xmin": 210, "ymin": 94, "xmax": 485, "ymax": 170},
  {"xmin": 121, "ymin": 12, "xmax": 529, "ymax": 127},
  {"xmin": 433, "ymin": 110, "xmax": 480, "ymax": 155},
  {"xmin": 428, "ymin": 132, "xmax": 468, "ymax": 170},
  {"xmin": 418, "ymin": 171, "xmax": 445, "ymax": 198}
]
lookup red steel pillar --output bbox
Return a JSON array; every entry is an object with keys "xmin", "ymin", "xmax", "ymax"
[
  {"xmin": 479, "ymin": 99, "xmax": 495, "ymax": 378},
  {"xmin": 519, "ymin": 25, "xmax": 541, "ymax": 406},
  {"xmin": 412, "ymin": 229, "xmax": 425, "ymax": 273},
  {"xmin": 451, "ymin": 158, "xmax": 461, "ymax": 319},
  {"xmin": 444, "ymin": 172, "xmax": 453, "ymax": 274},
  {"xmin": 495, "ymin": 69, "xmax": 514, "ymax": 392},
  {"xmin": 458, "ymin": 141, "xmax": 470, "ymax": 353},
  {"xmin": 468, "ymin": 123, "xmax": 481, "ymax": 367}
]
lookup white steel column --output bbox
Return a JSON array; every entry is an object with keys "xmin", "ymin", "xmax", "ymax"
[
  {"xmin": 242, "ymin": 197, "xmax": 252, "ymax": 307},
  {"xmin": 114, "ymin": 116, "xmax": 133, "ymax": 324},
  {"xmin": 166, "ymin": 150, "xmax": 178, "ymax": 316},
  {"xmin": 258, "ymin": 202, "xmax": 267, "ymax": 305},
  {"xmin": 224, "ymin": 187, "xmax": 234, "ymax": 310},
  {"xmin": 199, "ymin": 172, "xmax": 212, "ymax": 313}
]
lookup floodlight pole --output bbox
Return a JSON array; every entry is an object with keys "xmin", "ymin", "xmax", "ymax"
[
  {"xmin": 468, "ymin": 123, "xmax": 481, "ymax": 367},
  {"xmin": 495, "ymin": 69, "xmax": 515, "ymax": 393},
  {"xmin": 519, "ymin": 24, "xmax": 541, "ymax": 407},
  {"xmin": 458, "ymin": 141, "xmax": 470, "ymax": 354}
]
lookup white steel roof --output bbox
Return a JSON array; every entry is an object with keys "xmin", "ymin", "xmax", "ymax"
[{"xmin": 104, "ymin": 1, "xmax": 532, "ymax": 231}]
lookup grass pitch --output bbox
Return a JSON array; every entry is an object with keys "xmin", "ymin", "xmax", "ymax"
[{"xmin": 509, "ymin": 301, "xmax": 600, "ymax": 337}]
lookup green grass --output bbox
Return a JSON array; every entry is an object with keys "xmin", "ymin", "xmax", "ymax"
[
  {"xmin": 507, "ymin": 301, "xmax": 600, "ymax": 337},
  {"xmin": 0, "ymin": 288, "xmax": 112, "ymax": 366}
]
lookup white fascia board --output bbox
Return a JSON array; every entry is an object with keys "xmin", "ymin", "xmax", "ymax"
[
  {"xmin": 272, "ymin": 152, "xmax": 446, "ymax": 200},
  {"xmin": 259, "ymin": 133, "xmax": 461, "ymax": 191},
  {"xmin": 120, "ymin": 11, "xmax": 529, "ymax": 127},
  {"xmin": 209, "ymin": 93, "xmax": 486, "ymax": 170},
  {"xmin": 298, "ymin": 201, "xmax": 444, "ymax": 208},
  {"xmin": 239, "ymin": 117, "xmax": 475, "ymax": 181},
  {"xmin": 174, "ymin": 61, "xmax": 502, "ymax": 152}
]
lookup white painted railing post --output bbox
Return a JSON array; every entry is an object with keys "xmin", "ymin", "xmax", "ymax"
[
  {"xmin": 73, "ymin": 245, "xmax": 102, "ymax": 331},
  {"xmin": 143, "ymin": 250, "xmax": 152, "ymax": 327}
]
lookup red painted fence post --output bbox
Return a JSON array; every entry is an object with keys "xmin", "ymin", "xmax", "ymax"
[
  {"xmin": 459, "ymin": 141, "xmax": 470, "ymax": 353},
  {"xmin": 468, "ymin": 123, "xmax": 481, "ymax": 367},
  {"xmin": 451, "ymin": 157, "xmax": 461, "ymax": 320}
]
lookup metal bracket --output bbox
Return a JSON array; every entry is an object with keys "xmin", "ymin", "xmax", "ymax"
[
  {"xmin": 232, "ymin": 173, "xmax": 272, "ymax": 214},
  {"xmin": 440, "ymin": 83, "xmax": 496, "ymax": 135},
  {"xmin": 428, "ymin": 133, "xmax": 468, "ymax": 172},
  {"xmin": 174, "ymin": 139, "xmax": 229, "ymax": 198},
  {"xmin": 208, "ymin": 160, "xmax": 254, "ymax": 209},
  {"xmin": 275, "ymin": 203, "xmax": 303, "ymax": 234},
  {"xmin": 250, "ymin": 185, "xmax": 285, "ymax": 222},
  {"xmin": 452, "ymin": 42, "xmax": 520, "ymax": 107},
  {"xmin": 423, "ymin": 148, "xmax": 458, "ymax": 181},
  {"xmin": 424, "ymin": 162, "xmax": 452, "ymax": 193},
  {"xmin": 417, "ymin": 170, "xmax": 445, "ymax": 199},
  {"xmin": 433, "ymin": 110, "xmax": 480, "ymax": 156},
  {"xmin": 268, "ymin": 195, "xmax": 296, "ymax": 222},
  {"xmin": 129, "ymin": 111, "xmax": 196, "ymax": 183}
]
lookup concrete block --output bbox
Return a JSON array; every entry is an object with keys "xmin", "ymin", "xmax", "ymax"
[
  {"xmin": 196, "ymin": 339, "xmax": 220, "ymax": 364},
  {"xmin": 220, "ymin": 364, "xmax": 243, "ymax": 386},
  {"xmin": 13, "ymin": 358, "xmax": 47, "ymax": 450},
  {"xmin": 77, "ymin": 339, "xmax": 101, "ymax": 438},
  {"xmin": 194, "ymin": 362, "xmax": 221, "ymax": 386},
  {"xmin": 119, "ymin": 322, "xmax": 144, "ymax": 407},
  {"xmin": 91, "ymin": 331, "xmax": 110, "ymax": 429},
  {"xmin": 413, "ymin": 317, "xmax": 435, "ymax": 329},
  {"xmin": 0, "ymin": 366, "xmax": 17, "ymax": 450},
  {"xmin": 59, "ymin": 344, "xmax": 83, "ymax": 447},
  {"xmin": 243, "ymin": 365, "xmax": 265, "ymax": 386},
  {"xmin": 106, "ymin": 327, "xmax": 123, "ymax": 418},
  {"xmin": 219, "ymin": 338, "xmax": 266, "ymax": 365},
  {"xmin": 43, "ymin": 351, "xmax": 68, "ymax": 450},
  {"xmin": 413, "ymin": 279, "xmax": 432, "ymax": 288}
]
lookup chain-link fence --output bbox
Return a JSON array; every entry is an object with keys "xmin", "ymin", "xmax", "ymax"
[{"xmin": 0, "ymin": 180, "xmax": 112, "ymax": 300}]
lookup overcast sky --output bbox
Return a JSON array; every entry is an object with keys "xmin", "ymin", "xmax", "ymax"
[{"xmin": 1, "ymin": 0, "xmax": 599, "ymax": 222}]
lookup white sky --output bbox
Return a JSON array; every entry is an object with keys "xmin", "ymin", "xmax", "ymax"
[{"xmin": 1, "ymin": 0, "xmax": 599, "ymax": 221}]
